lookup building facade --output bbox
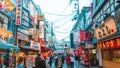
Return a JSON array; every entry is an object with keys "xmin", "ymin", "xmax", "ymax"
[{"xmin": 92, "ymin": 0, "xmax": 120, "ymax": 68}]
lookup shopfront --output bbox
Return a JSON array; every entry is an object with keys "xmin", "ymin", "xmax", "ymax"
[
  {"xmin": 0, "ymin": 11, "xmax": 19, "ymax": 68},
  {"xmin": 95, "ymin": 16, "xmax": 120, "ymax": 68}
]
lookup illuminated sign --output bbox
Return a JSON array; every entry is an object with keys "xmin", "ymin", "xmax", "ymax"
[
  {"xmin": 15, "ymin": 0, "xmax": 22, "ymax": 25},
  {"xmin": 0, "ymin": 28, "xmax": 12, "ymax": 41},
  {"xmin": 95, "ymin": 17, "xmax": 118, "ymax": 40}
]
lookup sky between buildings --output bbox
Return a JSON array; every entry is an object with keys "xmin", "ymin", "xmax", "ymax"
[{"xmin": 33, "ymin": 0, "xmax": 91, "ymax": 41}]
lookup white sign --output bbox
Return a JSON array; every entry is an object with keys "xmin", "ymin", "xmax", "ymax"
[
  {"xmin": 95, "ymin": 17, "xmax": 118, "ymax": 40},
  {"xmin": 17, "ymin": 32, "xmax": 28, "ymax": 41},
  {"xmin": 73, "ymin": 30, "xmax": 80, "ymax": 44},
  {"xmin": 39, "ymin": 21, "xmax": 44, "ymax": 38},
  {"xmin": 30, "ymin": 41, "xmax": 40, "ymax": 50},
  {"xmin": 29, "ymin": 28, "xmax": 36, "ymax": 35},
  {"xmin": 18, "ymin": 28, "xmax": 29, "ymax": 35}
]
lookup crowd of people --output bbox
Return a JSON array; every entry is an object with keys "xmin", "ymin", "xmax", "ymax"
[{"xmin": 33, "ymin": 53, "xmax": 80, "ymax": 68}]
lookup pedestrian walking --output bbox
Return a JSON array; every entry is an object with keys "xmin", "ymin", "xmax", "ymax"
[
  {"xmin": 75, "ymin": 54, "xmax": 79, "ymax": 67},
  {"xmin": 70, "ymin": 55, "xmax": 74, "ymax": 68},
  {"xmin": 46, "ymin": 56, "xmax": 50, "ymax": 68},
  {"xmin": 66, "ymin": 55, "xmax": 71, "ymax": 68},
  {"xmin": 35, "ymin": 54, "xmax": 46, "ymax": 68},
  {"xmin": 55, "ymin": 53, "xmax": 64, "ymax": 68},
  {"xmin": 0, "ymin": 56, "xmax": 2, "ymax": 68},
  {"xmin": 16, "ymin": 56, "xmax": 23, "ymax": 68},
  {"xmin": 49, "ymin": 55, "xmax": 53, "ymax": 68}
]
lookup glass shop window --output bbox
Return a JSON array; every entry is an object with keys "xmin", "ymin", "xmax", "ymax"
[{"xmin": 102, "ymin": 49, "xmax": 120, "ymax": 63}]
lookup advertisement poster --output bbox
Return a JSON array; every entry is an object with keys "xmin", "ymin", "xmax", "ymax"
[
  {"xmin": 73, "ymin": 30, "xmax": 80, "ymax": 44},
  {"xmin": 26, "ymin": 55, "xmax": 36, "ymax": 67}
]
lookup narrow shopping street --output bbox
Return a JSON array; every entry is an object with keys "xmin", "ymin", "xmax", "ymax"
[
  {"xmin": 1, "ymin": 0, "xmax": 120, "ymax": 68},
  {"xmin": 51, "ymin": 61, "xmax": 92, "ymax": 68}
]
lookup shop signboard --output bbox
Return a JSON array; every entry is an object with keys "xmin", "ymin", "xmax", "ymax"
[
  {"xmin": 0, "ymin": 28, "xmax": 12, "ymax": 41},
  {"xmin": 15, "ymin": 0, "xmax": 22, "ymax": 25},
  {"xmin": 95, "ymin": 17, "xmax": 118, "ymax": 40},
  {"xmin": 30, "ymin": 41, "xmax": 40, "ymax": 50},
  {"xmin": 17, "ymin": 32, "xmax": 28, "ymax": 41},
  {"xmin": 73, "ymin": 30, "xmax": 80, "ymax": 44},
  {"xmin": 28, "ymin": 1, "xmax": 37, "ymax": 25},
  {"xmin": 37, "ymin": 14, "xmax": 44, "ymax": 21},
  {"xmin": 39, "ymin": 21, "xmax": 44, "ymax": 39},
  {"xmin": 21, "ymin": 7, "xmax": 30, "ymax": 28},
  {"xmin": 18, "ymin": 28, "xmax": 29, "ymax": 35},
  {"xmin": 29, "ymin": 28, "xmax": 36, "ymax": 35}
]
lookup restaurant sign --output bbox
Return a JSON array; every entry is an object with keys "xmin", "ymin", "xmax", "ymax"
[
  {"xmin": 95, "ymin": 17, "xmax": 118, "ymax": 40},
  {"xmin": 15, "ymin": 0, "xmax": 22, "ymax": 25}
]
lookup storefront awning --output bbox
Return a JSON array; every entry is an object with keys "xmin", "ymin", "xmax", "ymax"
[{"xmin": 0, "ymin": 39, "xmax": 19, "ymax": 50}]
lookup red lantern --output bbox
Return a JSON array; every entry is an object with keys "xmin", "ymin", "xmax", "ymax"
[
  {"xmin": 97, "ymin": 44, "xmax": 100, "ymax": 49},
  {"xmin": 110, "ymin": 40, "xmax": 117, "ymax": 48},
  {"xmin": 116, "ymin": 38, "xmax": 120, "ymax": 47},
  {"xmin": 99, "ymin": 43, "xmax": 103, "ymax": 49},
  {"xmin": 102, "ymin": 42, "xmax": 106, "ymax": 49}
]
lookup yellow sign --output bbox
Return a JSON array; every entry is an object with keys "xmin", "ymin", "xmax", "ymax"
[
  {"xmin": 37, "ymin": 14, "xmax": 44, "ymax": 21},
  {"xmin": 0, "ymin": 28, "xmax": 12, "ymax": 40},
  {"xmin": 95, "ymin": 17, "xmax": 118, "ymax": 40}
]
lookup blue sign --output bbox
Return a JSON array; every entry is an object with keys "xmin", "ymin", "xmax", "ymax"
[{"xmin": 21, "ymin": 7, "xmax": 30, "ymax": 28}]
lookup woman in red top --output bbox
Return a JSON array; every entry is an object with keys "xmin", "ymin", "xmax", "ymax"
[{"xmin": 66, "ymin": 55, "xmax": 71, "ymax": 68}]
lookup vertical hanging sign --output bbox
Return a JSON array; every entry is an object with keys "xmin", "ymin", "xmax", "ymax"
[{"xmin": 15, "ymin": 0, "xmax": 22, "ymax": 25}]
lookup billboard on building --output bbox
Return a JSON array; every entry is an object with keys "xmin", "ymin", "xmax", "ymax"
[
  {"xmin": 29, "ymin": 28, "xmax": 37, "ymax": 35},
  {"xmin": 73, "ymin": 30, "xmax": 80, "ymax": 44},
  {"xmin": 95, "ymin": 17, "xmax": 117, "ymax": 40},
  {"xmin": 39, "ymin": 21, "xmax": 44, "ymax": 38},
  {"xmin": 80, "ymin": 30, "xmax": 85, "ymax": 41},
  {"xmin": 30, "ymin": 41, "xmax": 40, "ymax": 50},
  {"xmin": 15, "ymin": 0, "xmax": 22, "ymax": 25},
  {"xmin": 28, "ymin": 1, "xmax": 37, "ymax": 25},
  {"xmin": 39, "ymin": 21, "xmax": 44, "ymax": 46}
]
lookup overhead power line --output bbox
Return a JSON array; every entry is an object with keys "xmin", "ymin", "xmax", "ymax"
[
  {"xmin": 58, "ymin": 36, "xmax": 69, "ymax": 41},
  {"xmin": 53, "ymin": 16, "xmax": 74, "ymax": 28},
  {"xmin": 42, "ymin": 11, "xmax": 74, "ymax": 16},
  {"xmin": 53, "ymin": 29, "xmax": 70, "ymax": 33}
]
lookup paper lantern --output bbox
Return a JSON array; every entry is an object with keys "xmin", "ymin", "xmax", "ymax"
[
  {"xmin": 116, "ymin": 38, "xmax": 120, "ymax": 47},
  {"xmin": 97, "ymin": 44, "xmax": 100, "ymax": 49},
  {"xmin": 102, "ymin": 42, "xmax": 106, "ymax": 49}
]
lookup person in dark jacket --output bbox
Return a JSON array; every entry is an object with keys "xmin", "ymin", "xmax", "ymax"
[
  {"xmin": 55, "ymin": 53, "xmax": 64, "ymax": 68},
  {"xmin": 35, "ymin": 54, "xmax": 46, "ymax": 68}
]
